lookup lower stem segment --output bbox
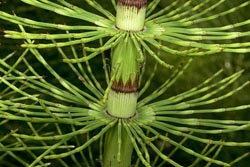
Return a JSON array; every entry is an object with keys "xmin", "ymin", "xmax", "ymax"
[{"xmin": 103, "ymin": 124, "xmax": 133, "ymax": 167}]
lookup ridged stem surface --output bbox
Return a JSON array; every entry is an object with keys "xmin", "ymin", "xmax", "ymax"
[{"xmin": 104, "ymin": 0, "xmax": 147, "ymax": 166}]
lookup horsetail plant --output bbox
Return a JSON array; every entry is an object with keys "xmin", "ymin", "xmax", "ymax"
[{"xmin": 0, "ymin": 0, "xmax": 250, "ymax": 166}]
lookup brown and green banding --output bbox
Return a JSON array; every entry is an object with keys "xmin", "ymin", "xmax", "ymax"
[
  {"xmin": 118, "ymin": 0, "xmax": 147, "ymax": 9},
  {"xmin": 112, "ymin": 77, "xmax": 139, "ymax": 93}
]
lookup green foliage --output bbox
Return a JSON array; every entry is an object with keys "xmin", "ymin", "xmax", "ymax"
[{"xmin": 0, "ymin": 0, "xmax": 250, "ymax": 166}]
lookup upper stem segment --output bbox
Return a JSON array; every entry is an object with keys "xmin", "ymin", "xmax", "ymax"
[
  {"xmin": 107, "ymin": 0, "xmax": 147, "ymax": 119},
  {"xmin": 116, "ymin": 0, "xmax": 147, "ymax": 31}
]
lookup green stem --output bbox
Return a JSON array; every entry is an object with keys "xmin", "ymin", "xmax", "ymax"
[
  {"xmin": 104, "ymin": 0, "xmax": 147, "ymax": 166},
  {"xmin": 107, "ymin": 34, "xmax": 140, "ymax": 118},
  {"xmin": 108, "ymin": 89, "xmax": 137, "ymax": 118},
  {"xmin": 116, "ymin": 0, "xmax": 147, "ymax": 31},
  {"xmin": 103, "ymin": 123, "xmax": 133, "ymax": 167}
]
